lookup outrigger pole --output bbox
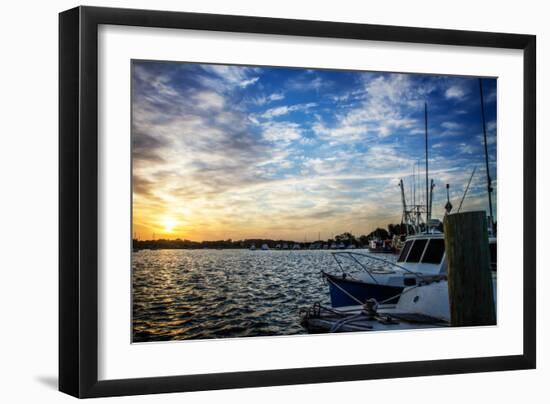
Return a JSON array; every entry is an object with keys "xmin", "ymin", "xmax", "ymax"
[
  {"xmin": 458, "ymin": 167, "xmax": 477, "ymax": 213},
  {"xmin": 424, "ymin": 102, "xmax": 430, "ymax": 227},
  {"xmin": 479, "ymin": 79, "xmax": 495, "ymax": 234}
]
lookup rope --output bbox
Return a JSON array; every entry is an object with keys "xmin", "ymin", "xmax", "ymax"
[
  {"xmin": 324, "ymin": 275, "xmax": 365, "ymax": 306},
  {"xmin": 330, "ymin": 313, "xmax": 368, "ymax": 332},
  {"xmin": 331, "ymin": 251, "xmax": 429, "ymax": 281},
  {"xmin": 377, "ymin": 284, "xmax": 421, "ymax": 305}
]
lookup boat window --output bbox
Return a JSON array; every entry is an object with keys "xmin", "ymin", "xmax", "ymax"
[
  {"xmin": 421, "ymin": 239, "xmax": 445, "ymax": 264},
  {"xmin": 397, "ymin": 240, "xmax": 413, "ymax": 262},
  {"xmin": 406, "ymin": 239, "xmax": 427, "ymax": 263}
]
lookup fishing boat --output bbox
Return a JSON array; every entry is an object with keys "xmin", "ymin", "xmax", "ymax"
[
  {"xmin": 302, "ymin": 273, "xmax": 496, "ymax": 333},
  {"xmin": 302, "ymin": 279, "xmax": 449, "ymax": 333},
  {"xmin": 367, "ymin": 239, "xmax": 397, "ymax": 254},
  {"xmin": 323, "ymin": 233, "xmax": 496, "ymax": 308},
  {"xmin": 324, "ymin": 232, "xmax": 443, "ymax": 307},
  {"xmin": 322, "ymin": 94, "xmax": 498, "ymax": 309}
]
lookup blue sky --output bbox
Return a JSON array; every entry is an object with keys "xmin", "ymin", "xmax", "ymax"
[{"xmin": 132, "ymin": 61, "xmax": 496, "ymax": 241}]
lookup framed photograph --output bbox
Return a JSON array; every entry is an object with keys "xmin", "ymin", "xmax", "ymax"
[{"xmin": 59, "ymin": 6, "xmax": 536, "ymax": 398}]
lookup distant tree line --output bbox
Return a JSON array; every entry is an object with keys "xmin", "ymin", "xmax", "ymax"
[{"xmin": 133, "ymin": 224, "xmax": 414, "ymax": 250}]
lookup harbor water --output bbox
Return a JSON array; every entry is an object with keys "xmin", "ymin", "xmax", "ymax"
[{"xmin": 133, "ymin": 249, "xmax": 375, "ymax": 342}]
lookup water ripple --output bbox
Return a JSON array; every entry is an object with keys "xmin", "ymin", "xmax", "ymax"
[{"xmin": 132, "ymin": 249, "xmax": 372, "ymax": 342}]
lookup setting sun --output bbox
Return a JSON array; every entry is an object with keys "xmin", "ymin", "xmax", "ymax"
[{"xmin": 162, "ymin": 217, "xmax": 177, "ymax": 233}]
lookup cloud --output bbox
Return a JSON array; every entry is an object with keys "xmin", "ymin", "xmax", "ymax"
[
  {"xmin": 313, "ymin": 73, "xmax": 424, "ymax": 142},
  {"xmin": 445, "ymin": 85, "xmax": 465, "ymax": 99},
  {"xmin": 458, "ymin": 142, "xmax": 475, "ymax": 154},
  {"xmin": 287, "ymin": 75, "xmax": 325, "ymax": 91},
  {"xmin": 441, "ymin": 121, "xmax": 461, "ymax": 130},
  {"xmin": 198, "ymin": 64, "xmax": 261, "ymax": 92},
  {"xmin": 253, "ymin": 92, "xmax": 285, "ymax": 105},
  {"xmin": 262, "ymin": 106, "xmax": 289, "ymax": 118},
  {"xmin": 261, "ymin": 102, "xmax": 317, "ymax": 119},
  {"xmin": 262, "ymin": 121, "xmax": 302, "ymax": 143},
  {"xmin": 239, "ymin": 77, "xmax": 259, "ymax": 88},
  {"xmin": 131, "ymin": 61, "xmax": 497, "ymax": 241},
  {"xmin": 193, "ymin": 91, "xmax": 225, "ymax": 110},
  {"xmin": 312, "ymin": 121, "xmax": 367, "ymax": 142}
]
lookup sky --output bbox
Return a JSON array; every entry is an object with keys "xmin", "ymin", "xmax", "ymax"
[{"xmin": 132, "ymin": 61, "xmax": 497, "ymax": 242}]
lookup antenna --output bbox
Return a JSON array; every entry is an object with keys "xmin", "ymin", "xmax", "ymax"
[
  {"xmin": 479, "ymin": 78, "xmax": 495, "ymax": 234},
  {"xmin": 413, "ymin": 163, "xmax": 416, "ymax": 206},
  {"xmin": 429, "ymin": 179, "xmax": 435, "ymax": 223},
  {"xmin": 458, "ymin": 167, "xmax": 477, "ymax": 213},
  {"xmin": 399, "ymin": 179, "xmax": 410, "ymax": 235},
  {"xmin": 424, "ymin": 102, "xmax": 429, "ymax": 226}
]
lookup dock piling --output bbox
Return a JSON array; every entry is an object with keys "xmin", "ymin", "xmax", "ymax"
[{"xmin": 444, "ymin": 211, "xmax": 496, "ymax": 326}]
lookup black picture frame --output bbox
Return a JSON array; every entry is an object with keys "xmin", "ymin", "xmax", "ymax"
[{"xmin": 59, "ymin": 6, "xmax": 536, "ymax": 398}]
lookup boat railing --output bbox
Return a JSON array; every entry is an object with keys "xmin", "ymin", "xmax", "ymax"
[{"xmin": 331, "ymin": 251, "xmax": 429, "ymax": 284}]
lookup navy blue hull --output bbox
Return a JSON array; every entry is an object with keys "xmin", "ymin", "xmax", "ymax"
[{"xmin": 324, "ymin": 273, "xmax": 403, "ymax": 307}]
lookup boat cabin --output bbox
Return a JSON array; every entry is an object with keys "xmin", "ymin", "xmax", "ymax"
[
  {"xmin": 397, "ymin": 233, "xmax": 497, "ymax": 275},
  {"xmin": 396, "ymin": 234, "xmax": 446, "ymax": 275}
]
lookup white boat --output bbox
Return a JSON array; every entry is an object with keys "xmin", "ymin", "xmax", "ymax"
[
  {"xmin": 323, "ymin": 232, "xmax": 497, "ymax": 308},
  {"xmin": 367, "ymin": 239, "xmax": 397, "ymax": 254},
  {"xmin": 261, "ymin": 243, "xmax": 269, "ymax": 250},
  {"xmin": 302, "ymin": 273, "xmax": 496, "ymax": 333},
  {"xmin": 292, "ymin": 243, "xmax": 301, "ymax": 250},
  {"xmin": 249, "ymin": 243, "xmax": 256, "ymax": 251}
]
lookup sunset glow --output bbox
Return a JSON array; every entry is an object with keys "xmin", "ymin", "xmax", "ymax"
[
  {"xmin": 131, "ymin": 61, "xmax": 497, "ymax": 242},
  {"xmin": 162, "ymin": 217, "xmax": 177, "ymax": 233}
]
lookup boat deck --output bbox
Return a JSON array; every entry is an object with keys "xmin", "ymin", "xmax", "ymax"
[{"xmin": 301, "ymin": 303, "xmax": 448, "ymax": 333}]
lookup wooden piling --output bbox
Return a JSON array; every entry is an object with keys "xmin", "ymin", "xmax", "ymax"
[{"xmin": 444, "ymin": 211, "xmax": 496, "ymax": 326}]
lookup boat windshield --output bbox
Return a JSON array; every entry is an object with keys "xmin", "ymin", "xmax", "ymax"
[
  {"xmin": 421, "ymin": 239, "xmax": 445, "ymax": 264},
  {"xmin": 397, "ymin": 240, "xmax": 413, "ymax": 262},
  {"xmin": 397, "ymin": 238, "xmax": 445, "ymax": 264},
  {"xmin": 406, "ymin": 239, "xmax": 427, "ymax": 262}
]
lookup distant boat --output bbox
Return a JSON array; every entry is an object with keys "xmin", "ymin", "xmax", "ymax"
[
  {"xmin": 282, "ymin": 243, "xmax": 289, "ymax": 250},
  {"xmin": 292, "ymin": 243, "xmax": 301, "ymax": 250},
  {"xmin": 249, "ymin": 243, "xmax": 256, "ymax": 250},
  {"xmin": 367, "ymin": 239, "xmax": 396, "ymax": 254},
  {"xmin": 261, "ymin": 243, "xmax": 270, "ymax": 250},
  {"xmin": 275, "ymin": 243, "xmax": 281, "ymax": 249}
]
